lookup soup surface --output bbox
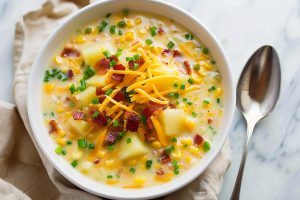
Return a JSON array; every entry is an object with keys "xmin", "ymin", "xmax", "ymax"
[{"xmin": 42, "ymin": 10, "xmax": 223, "ymax": 188}]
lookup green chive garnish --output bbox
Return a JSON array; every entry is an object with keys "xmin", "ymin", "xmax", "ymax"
[
  {"xmin": 184, "ymin": 33, "xmax": 193, "ymax": 40},
  {"xmin": 180, "ymin": 84, "xmax": 185, "ymax": 90},
  {"xmin": 203, "ymin": 141, "xmax": 211, "ymax": 152},
  {"xmin": 84, "ymin": 27, "xmax": 92, "ymax": 34},
  {"xmin": 167, "ymin": 41, "xmax": 175, "ymax": 49},
  {"xmin": 69, "ymin": 83, "xmax": 77, "ymax": 94},
  {"xmin": 149, "ymin": 26, "xmax": 157, "ymax": 36},
  {"xmin": 110, "ymin": 25, "xmax": 116, "ymax": 34},
  {"xmin": 78, "ymin": 138, "xmax": 87, "ymax": 148},
  {"xmin": 117, "ymin": 20, "xmax": 126, "ymax": 28},
  {"xmin": 129, "ymin": 167, "xmax": 136, "ymax": 174},
  {"xmin": 193, "ymin": 64, "xmax": 200, "ymax": 70},
  {"xmin": 188, "ymin": 78, "xmax": 193, "ymax": 84},
  {"xmin": 191, "ymin": 112, "xmax": 197, "ymax": 118},
  {"xmin": 105, "ymin": 88, "xmax": 113, "ymax": 95},
  {"xmin": 103, "ymin": 50, "xmax": 111, "ymax": 58},
  {"xmin": 145, "ymin": 39, "xmax": 153, "ymax": 46},
  {"xmin": 71, "ymin": 160, "xmax": 78, "ymax": 168},
  {"xmin": 202, "ymin": 47, "xmax": 209, "ymax": 54},
  {"xmin": 127, "ymin": 137, "xmax": 132, "ymax": 144}
]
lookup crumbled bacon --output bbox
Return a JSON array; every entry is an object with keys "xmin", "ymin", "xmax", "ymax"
[
  {"xmin": 73, "ymin": 111, "xmax": 84, "ymax": 120},
  {"xmin": 158, "ymin": 27, "xmax": 165, "ymax": 35},
  {"xmin": 61, "ymin": 47, "xmax": 81, "ymax": 57},
  {"xmin": 124, "ymin": 111, "xmax": 140, "ymax": 132},
  {"xmin": 49, "ymin": 120, "xmax": 58, "ymax": 133},
  {"xmin": 91, "ymin": 111, "xmax": 107, "ymax": 127},
  {"xmin": 98, "ymin": 95, "xmax": 106, "ymax": 103},
  {"xmin": 146, "ymin": 117, "xmax": 154, "ymax": 130},
  {"xmin": 96, "ymin": 87, "xmax": 105, "ymax": 95},
  {"xmin": 94, "ymin": 159, "xmax": 100, "ymax": 164},
  {"xmin": 95, "ymin": 58, "xmax": 109, "ymax": 74},
  {"xmin": 128, "ymin": 57, "xmax": 145, "ymax": 70},
  {"xmin": 111, "ymin": 64, "xmax": 125, "ymax": 81},
  {"xmin": 168, "ymin": 103, "xmax": 176, "ymax": 109},
  {"xmin": 110, "ymin": 55, "xmax": 119, "ymax": 62},
  {"xmin": 194, "ymin": 134, "xmax": 204, "ymax": 146},
  {"xmin": 183, "ymin": 60, "xmax": 192, "ymax": 74},
  {"xmin": 159, "ymin": 151, "xmax": 171, "ymax": 164},
  {"xmin": 104, "ymin": 127, "xmax": 123, "ymax": 145},
  {"xmin": 208, "ymin": 118, "xmax": 213, "ymax": 124},
  {"xmin": 162, "ymin": 49, "xmax": 171, "ymax": 56},
  {"xmin": 173, "ymin": 50, "xmax": 181, "ymax": 57},
  {"xmin": 144, "ymin": 132, "xmax": 156, "ymax": 143},
  {"xmin": 156, "ymin": 168, "xmax": 165, "ymax": 175},
  {"xmin": 142, "ymin": 102, "xmax": 166, "ymax": 118},
  {"xmin": 67, "ymin": 69, "xmax": 74, "ymax": 79},
  {"xmin": 113, "ymin": 91, "xmax": 125, "ymax": 102}
]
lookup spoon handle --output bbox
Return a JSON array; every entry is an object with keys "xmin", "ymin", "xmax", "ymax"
[{"xmin": 230, "ymin": 120, "xmax": 256, "ymax": 200}]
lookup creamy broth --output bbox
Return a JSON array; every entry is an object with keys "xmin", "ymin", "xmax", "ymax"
[{"xmin": 41, "ymin": 10, "xmax": 223, "ymax": 188}]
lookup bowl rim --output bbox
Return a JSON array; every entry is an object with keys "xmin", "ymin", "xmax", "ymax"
[{"xmin": 27, "ymin": 0, "xmax": 235, "ymax": 199}]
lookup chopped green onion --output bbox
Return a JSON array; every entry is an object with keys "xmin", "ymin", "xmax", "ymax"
[
  {"xmin": 149, "ymin": 26, "xmax": 157, "ymax": 36},
  {"xmin": 133, "ymin": 53, "xmax": 140, "ymax": 60},
  {"xmin": 92, "ymin": 98, "xmax": 99, "ymax": 104},
  {"xmin": 83, "ymin": 66, "xmax": 95, "ymax": 79},
  {"xmin": 117, "ymin": 20, "xmax": 126, "ymax": 28},
  {"xmin": 180, "ymin": 84, "xmax": 185, "ymax": 90},
  {"xmin": 168, "ymin": 92, "xmax": 179, "ymax": 98},
  {"xmin": 78, "ymin": 138, "xmax": 87, "ymax": 148},
  {"xmin": 191, "ymin": 112, "xmax": 197, "ymax": 118},
  {"xmin": 84, "ymin": 27, "xmax": 92, "ymax": 34},
  {"xmin": 127, "ymin": 137, "xmax": 132, "ymax": 144},
  {"xmin": 113, "ymin": 120, "xmax": 119, "ymax": 127},
  {"xmin": 216, "ymin": 98, "xmax": 221, "ymax": 104},
  {"xmin": 71, "ymin": 160, "xmax": 78, "ymax": 168},
  {"xmin": 118, "ymin": 30, "xmax": 123, "ymax": 35},
  {"xmin": 66, "ymin": 141, "xmax": 72, "ymax": 145},
  {"xmin": 110, "ymin": 25, "xmax": 116, "ymax": 34},
  {"xmin": 109, "ymin": 60, "xmax": 117, "ymax": 67},
  {"xmin": 193, "ymin": 64, "xmax": 200, "ymax": 70},
  {"xmin": 126, "ymin": 57, "xmax": 134, "ymax": 61},
  {"xmin": 57, "ymin": 71, "xmax": 68, "ymax": 81},
  {"xmin": 187, "ymin": 101, "xmax": 193, "ymax": 106},
  {"xmin": 107, "ymin": 144, "xmax": 114, "ymax": 151},
  {"xmin": 129, "ymin": 167, "xmax": 136, "ymax": 174},
  {"xmin": 165, "ymin": 146, "xmax": 175, "ymax": 154},
  {"xmin": 55, "ymin": 146, "xmax": 63, "ymax": 155},
  {"xmin": 172, "ymin": 160, "xmax": 179, "ymax": 175},
  {"xmin": 145, "ymin": 160, "xmax": 153, "ymax": 169},
  {"xmin": 106, "ymin": 13, "xmax": 111, "ymax": 18},
  {"xmin": 202, "ymin": 47, "xmax": 209, "ymax": 55},
  {"xmin": 116, "ymin": 48, "xmax": 122, "ymax": 57},
  {"xmin": 92, "ymin": 111, "xmax": 99, "ymax": 119},
  {"xmin": 145, "ymin": 39, "xmax": 153, "ymax": 46},
  {"xmin": 175, "ymin": 100, "xmax": 180, "ymax": 105},
  {"xmin": 78, "ymin": 79, "xmax": 86, "ymax": 91},
  {"xmin": 133, "ymin": 63, "xmax": 139, "ymax": 70},
  {"xmin": 182, "ymin": 98, "xmax": 188, "ymax": 102},
  {"xmin": 173, "ymin": 83, "xmax": 178, "ymax": 88},
  {"xmin": 171, "ymin": 137, "xmax": 177, "ymax": 142},
  {"xmin": 188, "ymin": 78, "xmax": 194, "ymax": 84},
  {"xmin": 105, "ymin": 88, "xmax": 113, "ymax": 96},
  {"xmin": 103, "ymin": 50, "xmax": 111, "ymax": 58},
  {"xmin": 184, "ymin": 33, "xmax": 193, "ymax": 40},
  {"xmin": 210, "ymin": 59, "xmax": 216, "ymax": 64},
  {"xmin": 123, "ymin": 9, "xmax": 129, "ymax": 16},
  {"xmin": 167, "ymin": 41, "xmax": 175, "ymax": 49},
  {"xmin": 107, "ymin": 175, "xmax": 113, "ymax": 179},
  {"xmin": 203, "ymin": 100, "xmax": 210, "ymax": 105},
  {"xmin": 69, "ymin": 83, "xmax": 77, "ymax": 94},
  {"xmin": 50, "ymin": 112, "xmax": 55, "ymax": 117},
  {"xmin": 88, "ymin": 143, "xmax": 95, "ymax": 149},
  {"xmin": 208, "ymin": 86, "xmax": 216, "ymax": 92},
  {"xmin": 203, "ymin": 141, "xmax": 211, "ymax": 152},
  {"xmin": 99, "ymin": 20, "xmax": 108, "ymax": 32}
]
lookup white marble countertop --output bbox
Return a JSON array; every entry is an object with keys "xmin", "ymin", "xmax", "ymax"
[{"xmin": 1, "ymin": 0, "xmax": 300, "ymax": 199}]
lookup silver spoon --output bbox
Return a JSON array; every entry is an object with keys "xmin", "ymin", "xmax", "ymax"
[{"xmin": 230, "ymin": 45, "xmax": 281, "ymax": 200}]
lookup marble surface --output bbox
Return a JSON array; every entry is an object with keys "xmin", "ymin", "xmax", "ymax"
[{"xmin": 1, "ymin": 0, "xmax": 300, "ymax": 199}]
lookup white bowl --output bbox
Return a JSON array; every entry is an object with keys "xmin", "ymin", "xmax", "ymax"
[{"xmin": 27, "ymin": 0, "xmax": 235, "ymax": 199}]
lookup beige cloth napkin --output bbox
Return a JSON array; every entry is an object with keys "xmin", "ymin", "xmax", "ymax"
[{"xmin": 0, "ymin": 0, "xmax": 231, "ymax": 199}]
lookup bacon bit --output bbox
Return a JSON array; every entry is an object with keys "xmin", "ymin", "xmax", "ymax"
[
  {"xmin": 142, "ymin": 102, "xmax": 166, "ymax": 118},
  {"xmin": 194, "ymin": 134, "xmax": 204, "ymax": 146},
  {"xmin": 156, "ymin": 168, "xmax": 165, "ymax": 175},
  {"xmin": 94, "ymin": 159, "xmax": 100, "ymax": 164},
  {"xmin": 89, "ymin": 110, "xmax": 107, "ymax": 127},
  {"xmin": 73, "ymin": 111, "xmax": 84, "ymax": 120},
  {"xmin": 168, "ymin": 103, "xmax": 176, "ymax": 109},
  {"xmin": 110, "ymin": 55, "xmax": 119, "ymax": 62},
  {"xmin": 105, "ymin": 127, "xmax": 123, "ymax": 145},
  {"xmin": 49, "ymin": 120, "xmax": 58, "ymax": 133},
  {"xmin": 158, "ymin": 28, "xmax": 165, "ymax": 35},
  {"xmin": 61, "ymin": 47, "xmax": 81, "ymax": 57},
  {"xmin": 95, "ymin": 58, "xmax": 109, "ymax": 75},
  {"xmin": 144, "ymin": 132, "xmax": 156, "ymax": 143},
  {"xmin": 67, "ymin": 69, "xmax": 74, "ymax": 79},
  {"xmin": 162, "ymin": 49, "xmax": 171, "ymax": 56},
  {"xmin": 208, "ymin": 118, "xmax": 213, "ymax": 124},
  {"xmin": 98, "ymin": 95, "xmax": 106, "ymax": 103},
  {"xmin": 96, "ymin": 87, "xmax": 105, "ymax": 95},
  {"xmin": 113, "ymin": 91, "xmax": 125, "ymax": 102},
  {"xmin": 159, "ymin": 151, "xmax": 171, "ymax": 164},
  {"xmin": 146, "ymin": 117, "xmax": 154, "ymax": 130},
  {"xmin": 124, "ymin": 111, "xmax": 140, "ymax": 132},
  {"xmin": 183, "ymin": 60, "xmax": 192, "ymax": 74},
  {"xmin": 173, "ymin": 50, "xmax": 181, "ymax": 57},
  {"xmin": 112, "ymin": 64, "xmax": 125, "ymax": 81},
  {"xmin": 65, "ymin": 97, "xmax": 71, "ymax": 102},
  {"xmin": 128, "ymin": 57, "xmax": 145, "ymax": 70}
]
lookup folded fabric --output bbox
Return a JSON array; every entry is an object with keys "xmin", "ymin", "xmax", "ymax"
[{"xmin": 0, "ymin": 0, "xmax": 231, "ymax": 199}]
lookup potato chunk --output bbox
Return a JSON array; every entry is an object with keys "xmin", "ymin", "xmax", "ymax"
[
  {"xmin": 67, "ymin": 118, "xmax": 90, "ymax": 137},
  {"xmin": 86, "ymin": 75, "xmax": 106, "ymax": 87},
  {"xmin": 74, "ymin": 87, "xmax": 96, "ymax": 107},
  {"xmin": 119, "ymin": 132, "xmax": 149, "ymax": 160},
  {"xmin": 81, "ymin": 44, "xmax": 102, "ymax": 65},
  {"xmin": 158, "ymin": 109, "xmax": 185, "ymax": 136}
]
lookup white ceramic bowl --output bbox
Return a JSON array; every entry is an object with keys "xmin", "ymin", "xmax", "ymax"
[{"xmin": 27, "ymin": 0, "xmax": 235, "ymax": 199}]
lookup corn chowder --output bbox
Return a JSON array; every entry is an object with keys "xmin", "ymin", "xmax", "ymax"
[{"xmin": 42, "ymin": 10, "xmax": 223, "ymax": 188}]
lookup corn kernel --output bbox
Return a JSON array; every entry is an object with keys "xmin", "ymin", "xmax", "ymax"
[
  {"xmin": 105, "ymin": 159, "xmax": 115, "ymax": 168},
  {"xmin": 203, "ymin": 62, "xmax": 213, "ymax": 70},
  {"xmin": 184, "ymin": 117, "xmax": 196, "ymax": 131},
  {"xmin": 56, "ymin": 107, "xmax": 64, "ymax": 113},
  {"xmin": 152, "ymin": 141, "xmax": 162, "ymax": 149},
  {"xmin": 138, "ymin": 28, "xmax": 147, "ymax": 36},
  {"xmin": 106, "ymin": 179, "xmax": 119, "ymax": 185},
  {"xmin": 181, "ymin": 137, "xmax": 193, "ymax": 146},
  {"xmin": 154, "ymin": 163, "xmax": 161, "ymax": 169},
  {"xmin": 44, "ymin": 83, "xmax": 55, "ymax": 93},
  {"xmin": 135, "ymin": 17, "xmax": 142, "ymax": 25},
  {"xmin": 189, "ymin": 146, "xmax": 200, "ymax": 155},
  {"xmin": 119, "ymin": 35, "xmax": 126, "ymax": 42},
  {"xmin": 215, "ymin": 88, "xmax": 222, "ymax": 97},
  {"xmin": 97, "ymin": 150, "xmax": 107, "ymax": 158},
  {"xmin": 126, "ymin": 19, "xmax": 134, "ymax": 28},
  {"xmin": 65, "ymin": 112, "xmax": 71, "ymax": 119},
  {"xmin": 56, "ymin": 138, "xmax": 66, "ymax": 146},
  {"xmin": 141, "ymin": 155, "xmax": 148, "ymax": 162},
  {"xmin": 57, "ymin": 129, "xmax": 66, "ymax": 137},
  {"xmin": 198, "ymin": 66, "xmax": 208, "ymax": 76},
  {"xmin": 172, "ymin": 150, "xmax": 182, "ymax": 159},
  {"xmin": 80, "ymin": 161, "xmax": 93, "ymax": 174},
  {"xmin": 53, "ymin": 56, "xmax": 64, "ymax": 64},
  {"xmin": 73, "ymin": 35, "xmax": 86, "ymax": 44},
  {"xmin": 133, "ymin": 177, "xmax": 146, "ymax": 185},
  {"xmin": 125, "ymin": 31, "xmax": 135, "ymax": 41},
  {"xmin": 185, "ymin": 155, "xmax": 192, "ymax": 163}
]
